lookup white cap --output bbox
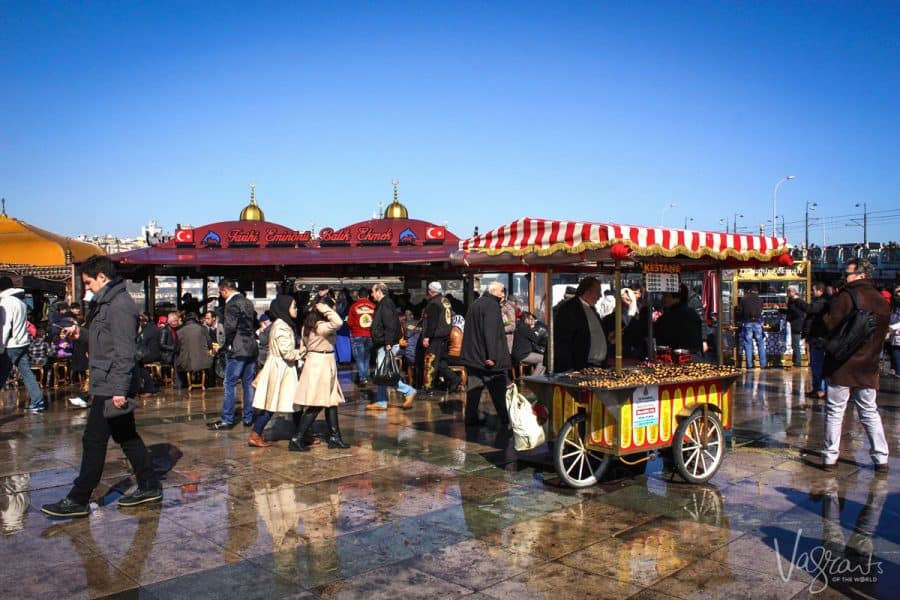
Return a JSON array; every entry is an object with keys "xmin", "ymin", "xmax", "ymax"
[{"xmin": 428, "ymin": 281, "xmax": 443, "ymax": 294}]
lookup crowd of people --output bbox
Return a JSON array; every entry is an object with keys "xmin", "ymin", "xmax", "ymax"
[{"xmin": 3, "ymin": 255, "xmax": 895, "ymax": 518}]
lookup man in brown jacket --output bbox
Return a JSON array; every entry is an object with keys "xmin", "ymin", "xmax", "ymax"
[{"xmin": 821, "ymin": 259, "xmax": 890, "ymax": 473}]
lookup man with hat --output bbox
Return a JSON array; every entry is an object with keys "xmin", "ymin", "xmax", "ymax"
[
  {"xmin": 208, "ymin": 279, "xmax": 258, "ymax": 430},
  {"xmin": 421, "ymin": 281, "xmax": 461, "ymax": 392}
]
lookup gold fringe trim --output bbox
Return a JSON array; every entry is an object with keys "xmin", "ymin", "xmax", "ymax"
[{"xmin": 463, "ymin": 240, "xmax": 787, "ymax": 262}]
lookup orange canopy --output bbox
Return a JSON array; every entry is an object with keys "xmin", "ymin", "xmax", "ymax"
[{"xmin": 0, "ymin": 213, "xmax": 105, "ymax": 266}]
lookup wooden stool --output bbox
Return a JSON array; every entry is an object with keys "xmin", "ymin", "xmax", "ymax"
[
  {"xmin": 186, "ymin": 371, "xmax": 206, "ymax": 390},
  {"xmin": 160, "ymin": 364, "xmax": 174, "ymax": 386},
  {"xmin": 145, "ymin": 362, "xmax": 162, "ymax": 381},
  {"xmin": 514, "ymin": 363, "xmax": 534, "ymax": 380},
  {"xmin": 449, "ymin": 365, "xmax": 467, "ymax": 390},
  {"xmin": 30, "ymin": 365, "xmax": 45, "ymax": 387},
  {"xmin": 52, "ymin": 362, "xmax": 69, "ymax": 388}
]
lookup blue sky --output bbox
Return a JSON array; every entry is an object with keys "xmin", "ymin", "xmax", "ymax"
[{"xmin": 2, "ymin": 1, "xmax": 899, "ymax": 245}]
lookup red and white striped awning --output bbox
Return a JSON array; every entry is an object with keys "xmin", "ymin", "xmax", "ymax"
[{"xmin": 458, "ymin": 217, "xmax": 789, "ymax": 262}]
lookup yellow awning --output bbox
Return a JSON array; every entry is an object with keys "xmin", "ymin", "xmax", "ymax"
[{"xmin": 0, "ymin": 213, "xmax": 105, "ymax": 266}]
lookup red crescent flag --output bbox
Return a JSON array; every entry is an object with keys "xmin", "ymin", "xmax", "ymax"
[
  {"xmin": 175, "ymin": 229, "xmax": 194, "ymax": 244},
  {"xmin": 425, "ymin": 226, "xmax": 445, "ymax": 240}
]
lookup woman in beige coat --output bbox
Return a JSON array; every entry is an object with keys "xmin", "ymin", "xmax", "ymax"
[
  {"xmin": 248, "ymin": 295, "xmax": 302, "ymax": 447},
  {"xmin": 290, "ymin": 296, "xmax": 350, "ymax": 451}
]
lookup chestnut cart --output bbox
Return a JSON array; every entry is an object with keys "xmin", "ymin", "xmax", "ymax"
[
  {"xmin": 452, "ymin": 217, "xmax": 793, "ymax": 487},
  {"xmin": 524, "ymin": 366, "xmax": 742, "ymax": 486}
]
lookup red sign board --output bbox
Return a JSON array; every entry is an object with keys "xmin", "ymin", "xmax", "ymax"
[{"xmin": 159, "ymin": 219, "xmax": 458, "ymax": 250}]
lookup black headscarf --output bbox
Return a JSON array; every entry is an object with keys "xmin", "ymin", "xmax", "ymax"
[{"xmin": 268, "ymin": 294, "xmax": 297, "ymax": 333}]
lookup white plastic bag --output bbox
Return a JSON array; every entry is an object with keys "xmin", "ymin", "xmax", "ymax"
[{"xmin": 505, "ymin": 383, "xmax": 546, "ymax": 451}]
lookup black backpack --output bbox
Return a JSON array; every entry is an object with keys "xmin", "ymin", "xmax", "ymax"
[{"xmin": 822, "ymin": 288, "xmax": 877, "ymax": 364}]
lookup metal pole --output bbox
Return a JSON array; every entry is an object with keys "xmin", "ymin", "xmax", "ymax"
[
  {"xmin": 804, "ymin": 205, "xmax": 809, "ymax": 258},
  {"xmin": 716, "ymin": 268, "xmax": 724, "ymax": 365},
  {"xmin": 614, "ymin": 267, "xmax": 623, "ymax": 373},
  {"xmin": 863, "ymin": 202, "xmax": 868, "ymax": 247},
  {"xmin": 546, "ymin": 268, "xmax": 554, "ymax": 374}
]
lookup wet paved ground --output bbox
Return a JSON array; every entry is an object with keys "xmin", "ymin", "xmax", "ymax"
[{"xmin": 1, "ymin": 368, "xmax": 898, "ymax": 599}]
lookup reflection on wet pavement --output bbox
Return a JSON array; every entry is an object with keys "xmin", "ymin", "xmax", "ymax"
[{"xmin": 1, "ymin": 368, "xmax": 898, "ymax": 598}]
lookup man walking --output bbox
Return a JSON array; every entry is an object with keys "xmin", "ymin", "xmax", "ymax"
[
  {"xmin": 367, "ymin": 282, "xmax": 417, "ymax": 410},
  {"xmin": 737, "ymin": 285, "xmax": 766, "ymax": 369},
  {"xmin": 208, "ymin": 279, "xmax": 258, "ymax": 430},
  {"xmin": 0, "ymin": 276, "xmax": 48, "ymax": 412},
  {"xmin": 821, "ymin": 259, "xmax": 890, "ymax": 473},
  {"xmin": 347, "ymin": 287, "xmax": 375, "ymax": 386},
  {"xmin": 461, "ymin": 280, "xmax": 511, "ymax": 426},
  {"xmin": 421, "ymin": 281, "xmax": 461, "ymax": 392},
  {"xmin": 41, "ymin": 255, "xmax": 161, "ymax": 517}
]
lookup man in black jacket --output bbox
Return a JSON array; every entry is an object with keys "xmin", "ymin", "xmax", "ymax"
[
  {"xmin": 654, "ymin": 288, "xmax": 703, "ymax": 355},
  {"xmin": 208, "ymin": 279, "xmax": 259, "ymax": 430},
  {"xmin": 783, "ymin": 284, "xmax": 809, "ymax": 368},
  {"xmin": 511, "ymin": 312, "xmax": 545, "ymax": 376},
  {"xmin": 736, "ymin": 285, "xmax": 766, "ymax": 369},
  {"xmin": 461, "ymin": 280, "xmax": 512, "ymax": 426},
  {"xmin": 804, "ymin": 282, "xmax": 829, "ymax": 398},
  {"xmin": 367, "ymin": 282, "xmax": 417, "ymax": 410},
  {"xmin": 41, "ymin": 255, "xmax": 161, "ymax": 517},
  {"xmin": 421, "ymin": 281, "xmax": 461, "ymax": 392},
  {"xmin": 553, "ymin": 277, "xmax": 606, "ymax": 372}
]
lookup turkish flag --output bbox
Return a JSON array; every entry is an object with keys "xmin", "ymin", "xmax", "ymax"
[
  {"xmin": 174, "ymin": 229, "xmax": 194, "ymax": 244},
  {"xmin": 425, "ymin": 226, "xmax": 445, "ymax": 240}
]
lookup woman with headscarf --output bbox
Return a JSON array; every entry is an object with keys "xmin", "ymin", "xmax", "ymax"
[
  {"xmin": 248, "ymin": 295, "xmax": 303, "ymax": 448},
  {"xmin": 290, "ymin": 296, "xmax": 350, "ymax": 451}
]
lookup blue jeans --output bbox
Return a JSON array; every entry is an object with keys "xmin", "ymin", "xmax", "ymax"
[
  {"xmin": 374, "ymin": 345, "xmax": 414, "ymax": 407},
  {"xmin": 351, "ymin": 336, "xmax": 372, "ymax": 382},
  {"xmin": 222, "ymin": 356, "xmax": 256, "ymax": 424},
  {"xmin": 741, "ymin": 322, "xmax": 767, "ymax": 368},
  {"xmin": 0, "ymin": 346, "xmax": 45, "ymax": 408},
  {"xmin": 810, "ymin": 345, "xmax": 826, "ymax": 393},
  {"xmin": 790, "ymin": 333, "xmax": 802, "ymax": 367}
]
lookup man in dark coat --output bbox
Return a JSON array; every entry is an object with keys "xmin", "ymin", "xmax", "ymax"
[
  {"xmin": 553, "ymin": 277, "xmax": 606, "ymax": 372},
  {"xmin": 41, "ymin": 255, "xmax": 160, "ymax": 517},
  {"xmin": 208, "ymin": 279, "xmax": 258, "ymax": 430},
  {"xmin": 783, "ymin": 284, "xmax": 809, "ymax": 368},
  {"xmin": 654, "ymin": 288, "xmax": 703, "ymax": 355},
  {"xmin": 136, "ymin": 313, "xmax": 161, "ymax": 394},
  {"xmin": 736, "ymin": 285, "xmax": 766, "ymax": 368},
  {"xmin": 368, "ymin": 282, "xmax": 416, "ymax": 410},
  {"xmin": 511, "ymin": 312, "xmax": 545, "ymax": 376},
  {"xmin": 460, "ymin": 280, "xmax": 512, "ymax": 426},
  {"xmin": 821, "ymin": 259, "xmax": 890, "ymax": 472},
  {"xmin": 175, "ymin": 312, "xmax": 213, "ymax": 375},
  {"xmin": 421, "ymin": 281, "xmax": 460, "ymax": 391},
  {"xmin": 803, "ymin": 282, "xmax": 829, "ymax": 398}
]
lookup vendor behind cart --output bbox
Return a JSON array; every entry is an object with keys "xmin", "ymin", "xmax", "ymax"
[
  {"xmin": 553, "ymin": 276, "xmax": 607, "ymax": 372},
  {"xmin": 654, "ymin": 285, "xmax": 703, "ymax": 358}
]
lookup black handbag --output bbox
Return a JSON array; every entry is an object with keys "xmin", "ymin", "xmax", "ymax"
[{"xmin": 372, "ymin": 350, "xmax": 401, "ymax": 386}]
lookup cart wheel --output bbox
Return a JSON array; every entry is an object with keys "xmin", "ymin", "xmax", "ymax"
[
  {"xmin": 673, "ymin": 410, "xmax": 724, "ymax": 484},
  {"xmin": 553, "ymin": 413, "xmax": 612, "ymax": 488}
]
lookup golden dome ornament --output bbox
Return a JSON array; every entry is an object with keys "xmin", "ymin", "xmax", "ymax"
[
  {"xmin": 383, "ymin": 179, "xmax": 408, "ymax": 219},
  {"xmin": 239, "ymin": 183, "xmax": 265, "ymax": 221}
]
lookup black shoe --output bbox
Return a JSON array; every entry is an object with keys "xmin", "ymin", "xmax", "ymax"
[
  {"xmin": 207, "ymin": 420, "xmax": 236, "ymax": 431},
  {"xmin": 118, "ymin": 487, "xmax": 163, "ymax": 508},
  {"xmin": 288, "ymin": 436, "xmax": 311, "ymax": 452},
  {"xmin": 242, "ymin": 420, "xmax": 253, "ymax": 427},
  {"xmin": 41, "ymin": 498, "xmax": 89, "ymax": 518},
  {"xmin": 324, "ymin": 407, "xmax": 350, "ymax": 449},
  {"xmin": 27, "ymin": 404, "xmax": 48, "ymax": 413}
]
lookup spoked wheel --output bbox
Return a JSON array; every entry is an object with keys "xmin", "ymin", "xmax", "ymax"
[
  {"xmin": 553, "ymin": 413, "xmax": 612, "ymax": 488},
  {"xmin": 673, "ymin": 410, "xmax": 725, "ymax": 484}
]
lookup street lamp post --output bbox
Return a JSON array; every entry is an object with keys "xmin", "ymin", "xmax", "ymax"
[
  {"xmin": 684, "ymin": 216, "xmax": 694, "ymax": 229},
  {"xmin": 732, "ymin": 213, "xmax": 744, "ymax": 234},
  {"xmin": 804, "ymin": 201, "xmax": 817, "ymax": 259},
  {"xmin": 660, "ymin": 203, "xmax": 676, "ymax": 227},
  {"xmin": 855, "ymin": 202, "xmax": 868, "ymax": 247},
  {"xmin": 719, "ymin": 218, "xmax": 728, "ymax": 233},
  {"xmin": 772, "ymin": 175, "xmax": 796, "ymax": 236}
]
